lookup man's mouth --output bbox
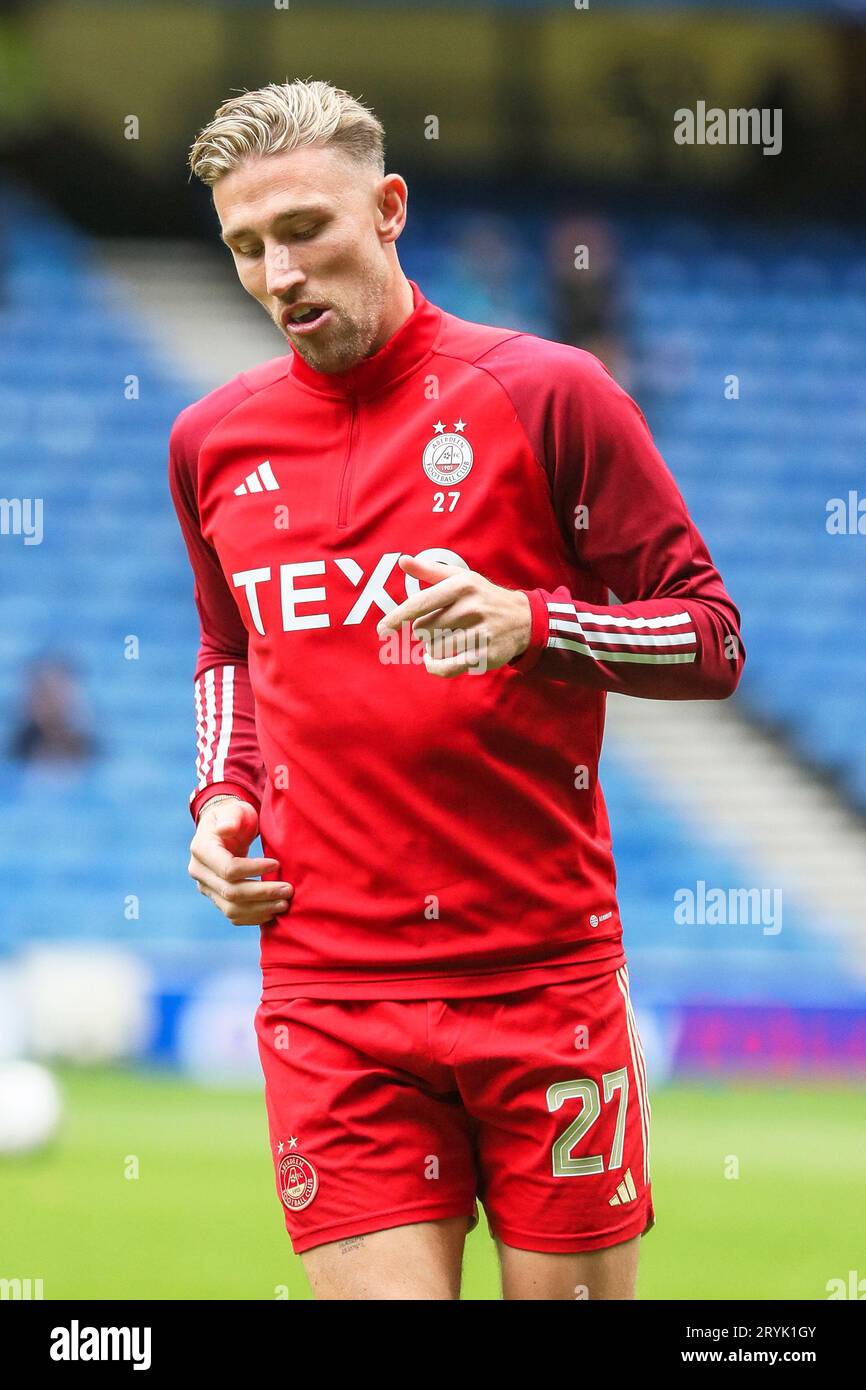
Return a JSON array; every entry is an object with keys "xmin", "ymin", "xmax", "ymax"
[{"xmin": 280, "ymin": 303, "xmax": 332, "ymax": 335}]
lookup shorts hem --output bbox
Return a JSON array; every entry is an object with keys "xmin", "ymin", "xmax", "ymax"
[
  {"xmin": 491, "ymin": 1207, "xmax": 654, "ymax": 1255},
  {"xmin": 289, "ymin": 1199, "xmax": 478, "ymax": 1254}
]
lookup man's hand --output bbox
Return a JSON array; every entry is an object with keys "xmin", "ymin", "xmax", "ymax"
[
  {"xmin": 188, "ymin": 797, "xmax": 292, "ymax": 926},
  {"xmin": 376, "ymin": 554, "xmax": 532, "ymax": 677}
]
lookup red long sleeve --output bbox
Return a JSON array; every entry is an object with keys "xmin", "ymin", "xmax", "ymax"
[
  {"xmin": 477, "ymin": 340, "xmax": 744, "ymax": 698},
  {"xmin": 168, "ymin": 382, "xmax": 268, "ymax": 821}
]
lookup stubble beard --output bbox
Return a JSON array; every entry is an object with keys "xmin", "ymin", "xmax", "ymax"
[{"xmin": 279, "ymin": 264, "xmax": 391, "ymax": 375}]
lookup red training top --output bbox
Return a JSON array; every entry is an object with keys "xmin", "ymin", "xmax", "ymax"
[{"xmin": 168, "ymin": 280, "xmax": 743, "ymax": 1000}]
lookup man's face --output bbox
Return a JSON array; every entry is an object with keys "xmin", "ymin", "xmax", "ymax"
[{"xmin": 214, "ymin": 144, "xmax": 402, "ymax": 373}]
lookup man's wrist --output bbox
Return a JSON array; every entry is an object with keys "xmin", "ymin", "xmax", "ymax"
[
  {"xmin": 508, "ymin": 588, "xmax": 549, "ymax": 673},
  {"xmin": 196, "ymin": 793, "xmax": 244, "ymax": 824},
  {"xmin": 510, "ymin": 589, "xmax": 533, "ymax": 660}
]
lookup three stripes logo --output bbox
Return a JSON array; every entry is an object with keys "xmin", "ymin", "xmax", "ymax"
[
  {"xmin": 234, "ymin": 460, "xmax": 280, "ymax": 496},
  {"xmin": 609, "ymin": 1166, "xmax": 638, "ymax": 1206}
]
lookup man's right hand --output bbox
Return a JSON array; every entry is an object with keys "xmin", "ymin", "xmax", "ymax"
[{"xmin": 188, "ymin": 797, "xmax": 293, "ymax": 926}]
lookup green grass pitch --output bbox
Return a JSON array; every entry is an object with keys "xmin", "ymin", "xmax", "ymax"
[{"xmin": 2, "ymin": 1068, "xmax": 863, "ymax": 1300}]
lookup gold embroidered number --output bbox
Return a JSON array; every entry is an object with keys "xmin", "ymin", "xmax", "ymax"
[{"xmin": 547, "ymin": 1068, "xmax": 629, "ymax": 1176}]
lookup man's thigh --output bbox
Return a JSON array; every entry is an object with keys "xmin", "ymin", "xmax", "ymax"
[
  {"xmin": 497, "ymin": 1233, "xmax": 641, "ymax": 1301},
  {"xmin": 255, "ymin": 996, "xmax": 478, "ymax": 1288},
  {"xmin": 302, "ymin": 1215, "xmax": 470, "ymax": 1300}
]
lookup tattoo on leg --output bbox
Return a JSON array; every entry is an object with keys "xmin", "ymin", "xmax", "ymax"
[{"xmin": 338, "ymin": 1235, "xmax": 367, "ymax": 1255}]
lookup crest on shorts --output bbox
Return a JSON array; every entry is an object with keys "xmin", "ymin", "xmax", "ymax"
[
  {"xmin": 422, "ymin": 419, "xmax": 474, "ymax": 485},
  {"xmin": 278, "ymin": 1151, "xmax": 319, "ymax": 1211}
]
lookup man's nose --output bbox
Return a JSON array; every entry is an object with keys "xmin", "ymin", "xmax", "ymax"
[{"xmin": 265, "ymin": 245, "xmax": 304, "ymax": 299}]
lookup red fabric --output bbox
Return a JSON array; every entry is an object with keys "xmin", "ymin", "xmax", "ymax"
[
  {"xmin": 255, "ymin": 966, "xmax": 655, "ymax": 1254},
  {"xmin": 169, "ymin": 280, "xmax": 743, "ymax": 997},
  {"xmin": 260, "ymin": 942, "xmax": 626, "ymax": 1001}
]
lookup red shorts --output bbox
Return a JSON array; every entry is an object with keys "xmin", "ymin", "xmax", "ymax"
[{"xmin": 254, "ymin": 965, "xmax": 654, "ymax": 1255}]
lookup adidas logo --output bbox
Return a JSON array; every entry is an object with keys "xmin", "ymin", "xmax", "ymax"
[
  {"xmin": 608, "ymin": 1167, "xmax": 638, "ymax": 1206},
  {"xmin": 234, "ymin": 461, "xmax": 280, "ymax": 496}
]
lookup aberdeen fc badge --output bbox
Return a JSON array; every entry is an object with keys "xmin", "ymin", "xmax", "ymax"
[
  {"xmin": 278, "ymin": 1149, "xmax": 318, "ymax": 1211},
  {"xmin": 422, "ymin": 419, "xmax": 474, "ymax": 485}
]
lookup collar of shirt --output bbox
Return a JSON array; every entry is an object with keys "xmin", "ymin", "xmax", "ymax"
[{"xmin": 287, "ymin": 279, "xmax": 442, "ymax": 399}]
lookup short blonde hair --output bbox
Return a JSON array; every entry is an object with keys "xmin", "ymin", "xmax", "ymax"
[{"xmin": 189, "ymin": 79, "xmax": 385, "ymax": 186}]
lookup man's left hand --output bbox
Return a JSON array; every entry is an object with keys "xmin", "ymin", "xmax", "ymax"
[{"xmin": 376, "ymin": 554, "xmax": 532, "ymax": 677}]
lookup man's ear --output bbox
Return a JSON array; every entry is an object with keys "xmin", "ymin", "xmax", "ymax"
[{"xmin": 377, "ymin": 173, "xmax": 408, "ymax": 244}]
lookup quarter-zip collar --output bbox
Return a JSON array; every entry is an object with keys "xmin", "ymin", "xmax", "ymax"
[{"xmin": 287, "ymin": 279, "xmax": 441, "ymax": 400}]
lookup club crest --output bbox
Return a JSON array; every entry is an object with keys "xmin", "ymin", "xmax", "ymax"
[
  {"xmin": 422, "ymin": 419, "xmax": 474, "ymax": 485},
  {"xmin": 278, "ymin": 1152, "xmax": 318, "ymax": 1211}
]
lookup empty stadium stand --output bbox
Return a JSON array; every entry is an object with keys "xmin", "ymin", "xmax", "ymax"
[{"xmin": 1, "ymin": 184, "xmax": 863, "ymax": 1024}]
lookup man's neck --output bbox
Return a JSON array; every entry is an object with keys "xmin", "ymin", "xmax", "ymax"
[{"xmin": 368, "ymin": 272, "xmax": 415, "ymax": 356}]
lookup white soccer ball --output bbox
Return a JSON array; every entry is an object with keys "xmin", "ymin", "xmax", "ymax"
[{"xmin": 0, "ymin": 1060, "xmax": 63, "ymax": 1155}]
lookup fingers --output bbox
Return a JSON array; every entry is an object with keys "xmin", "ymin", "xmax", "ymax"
[
  {"xmin": 188, "ymin": 825, "xmax": 291, "ymax": 927},
  {"xmin": 191, "ymin": 830, "xmax": 278, "ymax": 882},
  {"xmin": 422, "ymin": 650, "xmax": 488, "ymax": 677},
  {"xmin": 397, "ymin": 553, "xmax": 462, "ymax": 584},
  {"xmin": 190, "ymin": 856, "xmax": 290, "ymax": 905},
  {"xmin": 197, "ymin": 881, "xmax": 290, "ymax": 927},
  {"xmin": 189, "ymin": 861, "xmax": 292, "ymax": 926},
  {"xmin": 378, "ymin": 569, "xmax": 471, "ymax": 635},
  {"xmin": 412, "ymin": 607, "xmax": 478, "ymax": 640},
  {"xmin": 199, "ymin": 847, "xmax": 280, "ymax": 883},
  {"xmin": 410, "ymin": 614, "xmax": 493, "ymax": 675}
]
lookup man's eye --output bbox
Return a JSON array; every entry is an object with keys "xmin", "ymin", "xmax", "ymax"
[
  {"xmin": 235, "ymin": 245, "xmax": 262, "ymax": 258},
  {"xmin": 293, "ymin": 225, "xmax": 320, "ymax": 240}
]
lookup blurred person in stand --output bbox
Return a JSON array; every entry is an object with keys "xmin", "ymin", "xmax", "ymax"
[
  {"xmin": 547, "ymin": 214, "xmax": 628, "ymax": 387},
  {"xmin": 8, "ymin": 658, "xmax": 96, "ymax": 766}
]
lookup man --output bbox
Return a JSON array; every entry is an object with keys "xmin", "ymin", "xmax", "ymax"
[{"xmin": 170, "ymin": 79, "xmax": 743, "ymax": 1301}]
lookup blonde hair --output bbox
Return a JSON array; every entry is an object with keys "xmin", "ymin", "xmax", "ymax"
[{"xmin": 188, "ymin": 79, "xmax": 385, "ymax": 186}]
